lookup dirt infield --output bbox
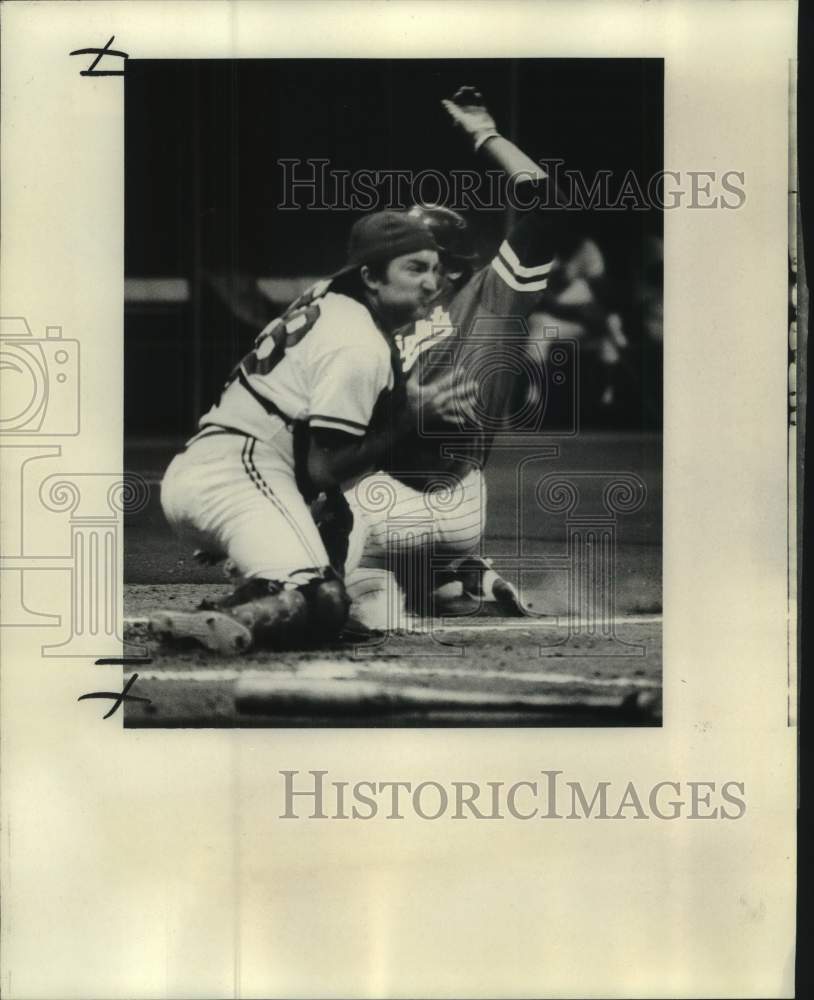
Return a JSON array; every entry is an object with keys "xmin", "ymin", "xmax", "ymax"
[
  {"xmin": 123, "ymin": 432, "xmax": 662, "ymax": 727},
  {"xmin": 123, "ymin": 583, "xmax": 661, "ymax": 728}
]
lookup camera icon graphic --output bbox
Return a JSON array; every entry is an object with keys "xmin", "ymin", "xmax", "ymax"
[{"xmin": 0, "ymin": 317, "xmax": 79, "ymax": 435}]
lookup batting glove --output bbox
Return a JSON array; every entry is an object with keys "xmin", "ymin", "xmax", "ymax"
[{"xmin": 441, "ymin": 86, "xmax": 500, "ymax": 152}]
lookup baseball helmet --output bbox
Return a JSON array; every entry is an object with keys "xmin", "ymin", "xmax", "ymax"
[{"xmin": 406, "ymin": 204, "xmax": 478, "ymax": 267}]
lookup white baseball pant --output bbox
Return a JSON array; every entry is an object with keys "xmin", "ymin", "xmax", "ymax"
[
  {"xmin": 343, "ymin": 468, "xmax": 486, "ymax": 625},
  {"xmin": 161, "ymin": 427, "xmax": 330, "ymax": 587}
]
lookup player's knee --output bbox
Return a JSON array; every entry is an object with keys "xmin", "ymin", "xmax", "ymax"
[{"xmin": 307, "ymin": 578, "xmax": 350, "ymax": 637}]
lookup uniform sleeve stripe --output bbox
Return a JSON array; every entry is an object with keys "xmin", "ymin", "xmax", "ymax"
[
  {"xmin": 491, "ymin": 255, "xmax": 549, "ymax": 293},
  {"xmin": 498, "ymin": 240, "xmax": 554, "ymax": 278},
  {"xmin": 309, "ymin": 414, "xmax": 367, "ymax": 434}
]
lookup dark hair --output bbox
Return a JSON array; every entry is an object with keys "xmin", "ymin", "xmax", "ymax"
[
  {"xmin": 330, "ymin": 268, "xmax": 367, "ymax": 302},
  {"xmin": 331, "ymin": 259, "xmax": 392, "ymax": 302},
  {"xmin": 363, "ymin": 259, "xmax": 389, "ymax": 283}
]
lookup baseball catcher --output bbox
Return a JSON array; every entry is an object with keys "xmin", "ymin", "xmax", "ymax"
[{"xmin": 152, "ymin": 211, "xmax": 440, "ymax": 653}]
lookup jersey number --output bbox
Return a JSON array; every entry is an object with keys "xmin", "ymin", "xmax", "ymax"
[{"xmin": 242, "ymin": 300, "xmax": 322, "ymax": 377}]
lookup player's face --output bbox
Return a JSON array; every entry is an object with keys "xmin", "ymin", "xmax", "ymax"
[{"xmin": 375, "ymin": 250, "xmax": 440, "ymax": 322}]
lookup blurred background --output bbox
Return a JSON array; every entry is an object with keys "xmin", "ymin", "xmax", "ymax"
[{"xmin": 125, "ymin": 58, "xmax": 663, "ymax": 440}]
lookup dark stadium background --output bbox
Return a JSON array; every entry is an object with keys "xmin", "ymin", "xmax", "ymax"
[
  {"xmin": 123, "ymin": 58, "xmax": 664, "ymax": 721},
  {"xmin": 124, "ymin": 58, "xmax": 663, "ymax": 439}
]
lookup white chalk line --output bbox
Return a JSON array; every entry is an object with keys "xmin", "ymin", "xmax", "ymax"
[
  {"xmin": 125, "ymin": 613, "xmax": 661, "ymax": 635},
  {"xmin": 132, "ymin": 659, "xmax": 660, "ymax": 690},
  {"xmin": 235, "ymin": 678, "xmax": 627, "ymax": 709}
]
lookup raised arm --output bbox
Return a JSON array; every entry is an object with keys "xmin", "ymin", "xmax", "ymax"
[
  {"xmin": 436, "ymin": 86, "xmax": 571, "ymax": 323},
  {"xmin": 441, "ymin": 86, "xmax": 548, "ymax": 188}
]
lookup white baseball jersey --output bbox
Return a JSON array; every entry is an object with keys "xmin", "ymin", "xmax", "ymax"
[
  {"xmin": 162, "ymin": 280, "xmax": 398, "ymax": 586},
  {"xmin": 201, "ymin": 279, "xmax": 396, "ymax": 442}
]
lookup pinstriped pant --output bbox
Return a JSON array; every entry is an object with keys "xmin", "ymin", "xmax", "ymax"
[{"xmin": 344, "ymin": 469, "xmax": 486, "ymax": 593}]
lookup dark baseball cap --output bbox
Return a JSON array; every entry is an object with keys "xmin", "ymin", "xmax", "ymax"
[{"xmin": 335, "ymin": 210, "xmax": 439, "ymax": 275}]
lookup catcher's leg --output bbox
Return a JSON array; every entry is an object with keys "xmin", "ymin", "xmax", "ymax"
[
  {"xmin": 157, "ymin": 434, "xmax": 342, "ymax": 652},
  {"xmin": 148, "ymin": 608, "xmax": 253, "ymax": 655},
  {"xmin": 216, "ymin": 573, "xmax": 350, "ymax": 648},
  {"xmin": 299, "ymin": 576, "xmax": 351, "ymax": 638},
  {"xmin": 216, "ymin": 577, "xmax": 309, "ymax": 647},
  {"xmin": 149, "ymin": 574, "xmax": 351, "ymax": 653}
]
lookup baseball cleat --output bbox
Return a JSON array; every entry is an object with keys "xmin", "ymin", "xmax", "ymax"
[
  {"xmin": 456, "ymin": 556, "xmax": 538, "ymax": 617},
  {"xmin": 491, "ymin": 576, "xmax": 538, "ymax": 618},
  {"xmin": 148, "ymin": 609, "xmax": 252, "ymax": 655}
]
